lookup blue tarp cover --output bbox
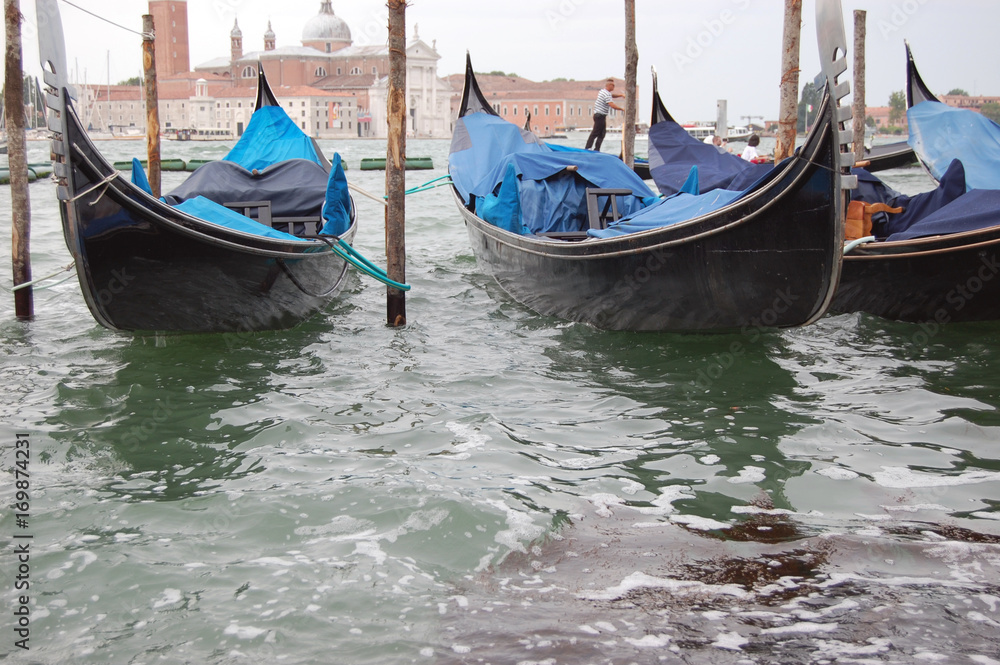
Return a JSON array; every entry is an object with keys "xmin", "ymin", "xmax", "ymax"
[
  {"xmin": 589, "ymin": 187, "xmax": 745, "ymax": 238},
  {"xmin": 450, "ymin": 112, "xmax": 656, "ymax": 235},
  {"xmin": 223, "ymin": 106, "xmax": 325, "ymax": 171},
  {"xmin": 647, "ymin": 119, "xmax": 773, "ymax": 196},
  {"xmin": 853, "ymin": 159, "xmax": 1000, "ymax": 241},
  {"xmin": 173, "ymin": 196, "xmax": 307, "ymax": 241},
  {"xmin": 908, "ymin": 100, "xmax": 1000, "ymax": 191}
]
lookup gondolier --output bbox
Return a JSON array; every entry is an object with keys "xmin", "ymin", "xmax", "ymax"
[{"xmin": 585, "ymin": 78, "xmax": 625, "ymax": 151}]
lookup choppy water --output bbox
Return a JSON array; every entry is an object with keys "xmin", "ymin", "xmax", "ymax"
[{"xmin": 2, "ymin": 135, "xmax": 1000, "ymax": 664}]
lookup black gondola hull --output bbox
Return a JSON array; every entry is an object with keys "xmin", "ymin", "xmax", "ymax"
[
  {"xmin": 835, "ymin": 231, "xmax": 1000, "ymax": 323},
  {"xmin": 59, "ymin": 94, "xmax": 355, "ymax": 334},
  {"xmin": 454, "ymin": 98, "xmax": 844, "ymax": 332}
]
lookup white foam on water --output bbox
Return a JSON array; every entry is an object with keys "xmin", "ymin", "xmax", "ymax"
[
  {"xmin": 699, "ymin": 454, "xmax": 721, "ymax": 465},
  {"xmin": 353, "ymin": 540, "xmax": 387, "ymax": 566},
  {"xmin": 881, "ymin": 503, "xmax": 950, "ymax": 513},
  {"xmin": 446, "ymin": 421, "xmax": 491, "ymax": 451},
  {"xmin": 634, "ymin": 485, "xmax": 695, "ymax": 516},
  {"xmin": 224, "ymin": 623, "xmax": 268, "ymax": 639},
  {"xmin": 760, "ymin": 621, "xmax": 838, "ymax": 635},
  {"xmin": 669, "ymin": 514, "xmax": 730, "ymax": 531},
  {"xmin": 728, "ymin": 466, "xmax": 766, "ymax": 484},
  {"xmin": 711, "ymin": 631, "xmax": 748, "ymax": 650},
  {"xmin": 624, "ymin": 633, "xmax": 671, "ymax": 647},
  {"xmin": 873, "ymin": 466, "xmax": 1000, "ymax": 488},
  {"xmin": 815, "ymin": 467, "xmax": 859, "ymax": 480},
  {"xmin": 577, "ymin": 571, "xmax": 750, "ymax": 601},
  {"xmin": 152, "ymin": 588, "xmax": 182, "ymax": 609},
  {"xmin": 481, "ymin": 498, "xmax": 545, "ymax": 557}
]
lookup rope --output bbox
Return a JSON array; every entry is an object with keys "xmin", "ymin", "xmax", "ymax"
[
  {"xmin": 347, "ymin": 182, "xmax": 387, "ymax": 206},
  {"xmin": 844, "ymin": 236, "xmax": 876, "ymax": 254},
  {"xmin": 59, "ymin": 0, "xmax": 152, "ymax": 39},
  {"xmin": 318, "ymin": 237, "xmax": 410, "ymax": 291},
  {"xmin": 10, "ymin": 262, "xmax": 75, "ymax": 292}
]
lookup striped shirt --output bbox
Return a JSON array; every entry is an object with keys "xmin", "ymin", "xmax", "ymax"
[{"xmin": 594, "ymin": 88, "xmax": 612, "ymax": 116}]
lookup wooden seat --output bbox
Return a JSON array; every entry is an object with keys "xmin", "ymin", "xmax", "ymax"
[
  {"xmin": 585, "ymin": 188, "xmax": 632, "ymax": 230},
  {"xmin": 224, "ymin": 200, "xmax": 323, "ymax": 237}
]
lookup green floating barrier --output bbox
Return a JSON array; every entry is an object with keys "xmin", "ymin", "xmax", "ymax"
[
  {"xmin": 0, "ymin": 168, "xmax": 38, "ymax": 184},
  {"xmin": 185, "ymin": 159, "xmax": 212, "ymax": 171},
  {"xmin": 359, "ymin": 157, "xmax": 434, "ymax": 171},
  {"xmin": 114, "ymin": 158, "xmax": 187, "ymax": 172},
  {"xmin": 28, "ymin": 163, "xmax": 53, "ymax": 179}
]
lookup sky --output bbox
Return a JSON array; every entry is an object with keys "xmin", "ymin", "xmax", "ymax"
[{"xmin": 7, "ymin": 0, "xmax": 1000, "ymax": 124}]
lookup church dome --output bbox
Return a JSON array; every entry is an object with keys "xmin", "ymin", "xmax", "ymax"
[{"xmin": 302, "ymin": 1, "xmax": 351, "ymax": 43}]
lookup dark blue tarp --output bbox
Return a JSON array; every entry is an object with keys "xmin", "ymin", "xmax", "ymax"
[
  {"xmin": 223, "ymin": 106, "xmax": 325, "ymax": 171},
  {"xmin": 450, "ymin": 112, "xmax": 656, "ymax": 235},
  {"xmin": 852, "ymin": 159, "xmax": 1000, "ymax": 241},
  {"xmin": 908, "ymin": 100, "xmax": 1000, "ymax": 190},
  {"xmin": 164, "ymin": 158, "xmax": 329, "ymax": 219},
  {"xmin": 647, "ymin": 118, "xmax": 773, "ymax": 196},
  {"xmin": 886, "ymin": 188, "xmax": 1000, "ymax": 241}
]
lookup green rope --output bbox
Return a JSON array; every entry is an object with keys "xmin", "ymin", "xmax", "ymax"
[{"xmin": 321, "ymin": 238, "xmax": 411, "ymax": 291}]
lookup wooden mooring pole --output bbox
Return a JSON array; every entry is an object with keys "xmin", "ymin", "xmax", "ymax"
[
  {"xmin": 774, "ymin": 0, "xmax": 801, "ymax": 163},
  {"xmin": 5, "ymin": 0, "xmax": 33, "ymax": 319},
  {"xmin": 852, "ymin": 10, "xmax": 867, "ymax": 162},
  {"xmin": 622, "ymin": 0, "xmax": 637, "ymax": 169},
  {"xmin": 142, "ymin": 14, "xmax": 161, "ymax": 198},
  {"xmin": 385, "ymin": 0, "xmax": 406, "ymax": 327}
]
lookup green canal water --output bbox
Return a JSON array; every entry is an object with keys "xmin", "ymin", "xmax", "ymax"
[{"xmin": 1, "ymin": 136, "xmax": 999, "ymax": 664}]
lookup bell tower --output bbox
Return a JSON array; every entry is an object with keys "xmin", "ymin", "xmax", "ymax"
[{"xmin": 148, "ymin": 0, "xmax": 190, "ymax": 78}]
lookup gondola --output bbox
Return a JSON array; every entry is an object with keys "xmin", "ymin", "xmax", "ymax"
[
  {"xmin": 35, "ymin": 0, "xmax": 361, "ymax": 334},
  {"xmin": 447, "ymin": 4, "xmax": 851, "ymax": 332},
  {"xmin": 832, "ymin": 43, "xmax": 1000, "ymax": 323},
  {"xmin": 861, "ymin": 140, "xmax": 916, "ymax": 172}
]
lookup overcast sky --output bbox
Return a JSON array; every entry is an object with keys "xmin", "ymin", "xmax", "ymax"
[{"xmin": 9, "ymin": 0, "xmax": 1000, "ymax": 124}]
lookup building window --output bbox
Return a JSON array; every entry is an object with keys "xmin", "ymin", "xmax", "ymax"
[
  {"xmin": 326, "ymin": 43, "xmax": 331, "ymax": 53},
  {"xmin": 512, "ymin": 106, "xmax": 517, "ymax": 116},
  {"xmin": 350, "ymin": 67, "xmax": 361, "ymax": 75},
  {"xmin": 502, "ymin": 105, "xmax": 507, "ymax": 115},
  {"xmin": 533, "ymin": 105, "xmax": 538, "ymax": 116},
  {"xmin": 524, "ymin": 106, "xmax": 529, "ymax": 117},
  {"xmin": 337, "ymin": 67, "xmax": 342, "ymax": 75},
  {"xmin": 372, "ymin": 66, "xmax": 377, "ymax": 75},
  {"xmin": 241, "ymin": 66, "xmax": 256, "ymax": 78},
  {"xmin": 556, "ymin": 106, "xmax": 560, "ymax": 115},
  {"xmin": 545, "ymin": 106, "xmax": 549, "ymax": 116},
  {"xmin": 315, "ymin": 66, "xmax": 327, "ymax": 77}
]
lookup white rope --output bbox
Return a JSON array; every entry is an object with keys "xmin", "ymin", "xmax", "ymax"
[
  {"xmin": 11, "ymin": 262, "xmax": 75, "ymax": 291},
  {"xmin": 67, "ymin": 172, "xmax": 119, "ymax": 205},
  {"xmin": 59, "ymin": 0, "xmax": 152, "ymax": 39},
  {"xmin": 348, "ymin": 182, "xmax": 388, "ymax": 207}
]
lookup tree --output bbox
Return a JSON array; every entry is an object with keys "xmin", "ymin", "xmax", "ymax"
[
  {"xmin": 888, "ymin": 90, "xmax": 906, "ymax": 125},
  {"xmin": 865, "ymin": 115, "xmax": 876, "ymax": 128},
  {"xmin": 947, "ymin": 88, "xmax": 969, "ymax": 96},
  {"xmin": 117, "ymin": 76, "xmax": 142, "ymax": 86},
  {"xmin": 796, "ymin": 82, "xmax": 821, "ymax": 132},
  {"xmin": 981, "ymin": 102, "xmax": 1000, "ymax": 124}
]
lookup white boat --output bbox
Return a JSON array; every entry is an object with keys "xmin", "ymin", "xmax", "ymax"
[{"xmin": 682, "ymin": 123, "xmax": 753, "ymax": 141}]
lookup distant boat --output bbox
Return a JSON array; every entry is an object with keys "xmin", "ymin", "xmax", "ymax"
[
  {"xmin": 447, "ymin": 40, "xmax": 849, "ymax": 331},
  {"xmin": 833, "ymin": 42, "xmax": 1000, "ymax": 322},
  {"xmin": 35, "ymin": 0, "xmax": 368, "ymax": 333},
  {"xmin": 681, "ymin": 124, "xmax": 752, "ymax": 141}
]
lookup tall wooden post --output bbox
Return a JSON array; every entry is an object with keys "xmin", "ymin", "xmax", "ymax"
[
  {"xmin": 622, "ymin": 0, "xmax": 637, "ymax": 169},
  {"xmin": 775, "ymin": 0, "xmax": 801, "ymax": 163},
  {"xmin": 852, "ymin": 10, "xmax": 867, "ymax": 162},
  {"xmin": 142, "ymin": 14, "xmax": 161, "ymax": 197},
  {"xmin": 5, "ymin": 0, "xmax": 32, "ymax": 319},
  {"xmin": 385, "ymin": 0, "xmax": 406, "ymax": 327}
]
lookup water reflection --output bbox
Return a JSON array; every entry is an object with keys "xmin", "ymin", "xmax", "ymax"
[{"xmin": 44, "ymin": 313, "xmax": 352, "ymax": 501}]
